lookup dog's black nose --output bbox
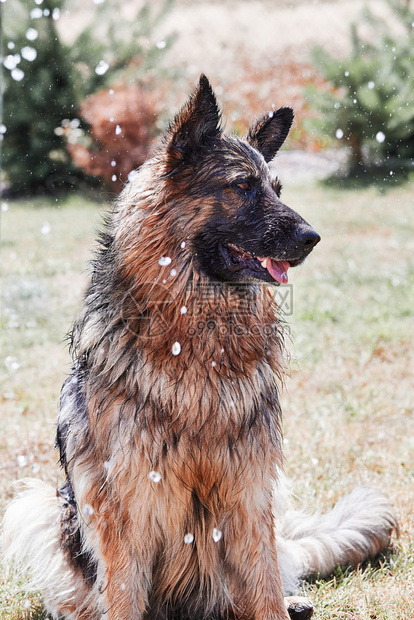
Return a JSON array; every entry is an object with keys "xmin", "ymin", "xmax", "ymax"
[{"xmin": 295, "ymin": 227, "xmax": 321, "ymax": 252}]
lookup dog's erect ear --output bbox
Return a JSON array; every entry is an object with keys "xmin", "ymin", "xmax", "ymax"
[
  {"xmin": 247, "ymin": 107, "xmax": 294, "ymax": 163},
  {"xmin": 165, "ymin": 75, "xmax": 222, "ymax": 171}
]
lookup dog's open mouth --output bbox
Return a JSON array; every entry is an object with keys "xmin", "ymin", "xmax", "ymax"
[{"xmin": 223, "ymin": 242, "xmax": 291, "ymax": 284}]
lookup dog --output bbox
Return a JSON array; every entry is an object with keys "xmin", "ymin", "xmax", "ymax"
[{"xmin": 3, "ymin": 76, "xmax": 397, "ymax": 620}]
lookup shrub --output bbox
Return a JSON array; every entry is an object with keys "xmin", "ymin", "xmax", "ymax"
[
  {"xmin": 1, "ymin": 0, "xmax": 174, "ymax": 195},
  {"xmin": 67, "ymin": 85, "xmax": 159, "ymax": 192},
  {"xmin": 304, "ymin": 0, "xmax": 414, "ymax": 171}
]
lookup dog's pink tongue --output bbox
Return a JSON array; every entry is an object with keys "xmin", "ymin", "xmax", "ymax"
[{"xmin": 258, "ymin": 258, "xmax": 290, "ymax": 284}]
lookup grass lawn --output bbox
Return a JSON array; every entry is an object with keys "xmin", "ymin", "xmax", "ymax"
[{"xmin": 1, "ymin": 182, "xmax": 413, "ymax": 618}]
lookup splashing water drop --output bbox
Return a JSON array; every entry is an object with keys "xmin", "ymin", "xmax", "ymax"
[
  {"xmin": 30, "ymin": 8, "xmax": 43, "ymax": 18},
  {"xmin": 184, "ymin": 533, "xmax": 194, "ymax": 544},
  {"xmin": 149, "ymin": 471, "xmax": 162, "ymax": 483},
  {"xmin": 95, "ymin": 60, "xmax": 109, "ymax": 75},
  {"xmin": 115, "ymin": 125, "xmax": 122, "ymax": 135},
  {"xmin": 17, "ymin": 455, "xmax": 27, "ymax": 468},
  {"xmin": 41, "ymin": 222, "xmax": 51, "ymax": 235},
  {"xmin": 11, "ymin": 68, "xmax": 25, "ymax": 81},
  {"xmin": 172, "ymin": 342, "xmax": 181, "ymax": 356},
  {"xmin": 83, "ymin": 504, "xmax": 94, "ymax": 516},
  {"xmin": 3, "ymin": 54, "xmax": 20, "ymax": 70},
  {"xmin": 26, "ymin": 28, "xmax": 38, "ymax": 41},
  {"xmin": 158, "ymin": 256, "xmax": 172, "ymax": 266},
  {"xmin": 180, "ymin": 306, "xmax": 187, "ymax": 315},
  {"xmin": 212, "ymin": 528, "xmax": 222, "ymax": 542},
  {"xmin": 128, "ymin": 170, "xmax": 139, "ymax": 182},
  {"xmin": 21, "ymin": 46, "xmax": 37, "ymax": 62}
]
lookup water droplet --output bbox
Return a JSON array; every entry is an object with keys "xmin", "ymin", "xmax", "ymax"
[
  {"xmin": 2, "ymin": 201, "xmax": 9, "ymax": 211},
  {"xmin": 43, "ymin": 8, "xmax": 50, "ymax": 16},
  {"xmin": 120, "ymin": 583, "xmax": 126, "ymax": 590},
  {"xmin": 7, "ymin": 42, "xmax": 15, "ymax": 50},
  {"xmin": 111, "ymin": 174, "xmax": 117, "ymax": 182},
  {"xmin": 184, "ymin": 533, "xmax": 194, "ymax": 544},
  {"xmin": 170, "ymin": 269, "xmax": 177, "ymax": 277},
  {"xmin": 11, "ymin": 68, "xmax": 24, "ymax": 81},
  {"xmin": 180, "ymin": 306, "xmax": 187, "ymax": 315},
  {"xmin": 109, "ymin": 89, "xmax": 114, "ymax": 95},
  {"xmin": 115, "ymin": 124, "xmax": 122, "ymax": 135},
  {"xmin": 83, "ymin": 504, "xmax": 94, "ymax": 516},
  {"xmin": 3, "ymin": 54, "xmax": 20, "ymax": 70},
  {"xmin": 21, "ymin": 46, "xmax": 37, "ymax": 62},
  {"xmin": 344, "ymin": 70, "xmax": 349, "ymax": 77},
  {"xmin": 368, "ymin": 81, "xmax": 375, "ymax": 89},
  {"xmin": 180, "ymin": 241, "xmax": 186, "ymax": 249},
  {"xmin": 5, "ymin": 356, "xmax": 20, "ymax": 371},
  {"xmin": 149, "ymin": 471, "xmax": 162, "ymax": 483},
  {"xmin": 156, "ymin": 40, "xmax": 166, "ymax": 49},
  {"xmin": 0, "ymin": 124, "xmax": 6, "ymax": 134},
  {"xmin": 26, "ymin": 28, "xmax": 39, "ymax": 41},
  {"xmin": 41, "ymin": 222, "xmax": 51, "ymax": 235},
  {"xmin": 31, "ymin": 462, "xmax": 40, "ymax": 474},
  {"xmin": 17, "ymin": 455, "xmax": 27, "ymax": 468},
  {"xmin": 212, "ymin": 528, "xmax": 222, "ymax": 542},
  {"xmin": 30, "ymin": 7, "xmax": 43, "ymax": 18},
  {"xmin": 335, "ymin": 129, "xmax": 344, "ymax": 139},
  {"xmin": 211, "ymin": 361, "xmax": 216, "ymax": 367},
  {"xmin": 158, "ymin": 256, "xmax": 171, "ymax": 266},
  {"xmin": 268, "ymin": 110, "xmax": 274, "ymax": 118},
  {"xmin": 376, "ymin": 131, "xmax": 386, "ymax": 143},
  {"xmin": 52, "ymin": 7, "xmax": 61, "ymax": 19},
  {"xmin": 128, "ymin": 170, "xmax": 139, "ymax": 182},
  {"xmin": 172, "ymin": 342, "xmax": 181, "ymax": 356},
  {"xmin": 95, "ymin": 60, "xmax": 109, "ymax": 75},
  {"xmin": 111, "ymin": 160, "xmax": 116, "ymax": 167}
]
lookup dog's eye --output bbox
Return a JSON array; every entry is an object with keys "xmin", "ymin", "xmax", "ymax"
[{"xmin": 237, "ymin": 181, "xmax": 251, "ymax": 191}]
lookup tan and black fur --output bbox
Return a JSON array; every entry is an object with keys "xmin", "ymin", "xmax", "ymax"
[{"xmin": 3, "ymin": 76, "xmax": 397, "ymax": 620}]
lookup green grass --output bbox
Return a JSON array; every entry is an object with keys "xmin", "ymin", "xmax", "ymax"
[{"xmin": 1, "ymin": 183, "xmax": 413, "ymax": 618}]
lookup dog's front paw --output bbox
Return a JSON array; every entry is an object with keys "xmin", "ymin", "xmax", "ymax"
[{"xmin": 285, "ymin": 596, "xmax": 314, "ymax": 620}]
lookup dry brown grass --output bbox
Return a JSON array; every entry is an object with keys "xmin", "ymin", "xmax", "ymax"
[{"xmin": 1, "ymin": 180, "xmax": 413, "ymax": 618}]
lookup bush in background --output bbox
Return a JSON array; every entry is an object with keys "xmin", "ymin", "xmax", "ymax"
[
  {"xmin": 1, "ymin": 0, "xmax": 174, "ymax": 195},
  {"xmin": 66, "ymin": 85, "xmax": 159, "ymax": 192},
  {"xmin": 304, "ymin": 0, "xmax": 414, "ymax": 173}
]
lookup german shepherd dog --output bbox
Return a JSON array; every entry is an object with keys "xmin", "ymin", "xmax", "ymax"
[{"xmin": 3, "ymin": 76, "xmax": 397, "ymax": 620}]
